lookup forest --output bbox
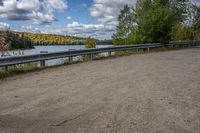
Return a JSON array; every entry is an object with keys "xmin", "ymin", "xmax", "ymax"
[
  {"xmin": 21, "ymin": 32, "xmax": 87, "ymax": 45},
  {"xmin": 113, "ymin": 0, "xmax": 200, "ymax": 45},
  {"xmin": 0, "ymin": 31, "xmax": 33, "ymax": 51},
  {"xmin": 0, "ymin": 31, "xmax": 96, "ymax": 51}
]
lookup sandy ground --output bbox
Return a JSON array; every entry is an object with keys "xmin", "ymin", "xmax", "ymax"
[{"xmin": 0, "ymin": 48, "xmax": 200, "ymax": 133}]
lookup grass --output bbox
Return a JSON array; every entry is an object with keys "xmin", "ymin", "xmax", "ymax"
[
  {"xmin": 0, "ymin": 45, "xmax": 193, "ymax": 80},
  {"xmin": 0, "ymin": 60, "xmax": 83, "ymax": 80},
  {"xmin": 0, "ymin": 63, "xmax": 41, "ymax": 80}
]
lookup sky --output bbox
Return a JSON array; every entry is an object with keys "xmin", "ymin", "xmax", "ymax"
[{"xmin": 0, "ymin": 0, "xmax": 199, "ymax": 39}]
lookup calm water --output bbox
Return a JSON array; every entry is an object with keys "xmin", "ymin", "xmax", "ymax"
[{"xmin": 0, "ymin": 45, "xmax": 112, "ymax": 66}]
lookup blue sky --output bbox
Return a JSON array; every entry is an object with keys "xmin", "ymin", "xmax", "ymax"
[
  {"xmin": 0, "ymin": 0, "xmax": 199, "ymax": 39},
  {"xmin": 0, "ymin": 0, "xmax": 96, "ymax": 31}
]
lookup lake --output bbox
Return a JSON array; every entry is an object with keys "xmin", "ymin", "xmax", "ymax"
[{"xmin": 0, "ymin": 45, "xmax": 113, "ymax": 66}]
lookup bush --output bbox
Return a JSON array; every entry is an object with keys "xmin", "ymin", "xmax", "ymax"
[{"xmin": 84, "ymin": 38, "xmax": 96, "ymax": 48}]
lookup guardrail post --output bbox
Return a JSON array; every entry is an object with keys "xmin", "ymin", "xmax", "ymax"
[
  {"xmin": 195, "ymin": 42, "xmax": 198, "ymax": 46},
  {"xmin": 40, "ymin": 60, "xmax": 45, "ymax": 67},
  {"xmin": 147, "ymin": 48, "xmax": 150, "ymax": 52},
  {"xmin": 193, "ymin": 42, "xmax": 195, "ymax": 46},
  {"xmin": 5, "ymin": 66, "xmax": 8, "ymax": 71},
  {"xmin": 89, "ymin": 54, "xmax": 93, "ymax": 61},
  {"xmin": 108, "ymin": 51, "xmax": 112, "ymax": 57},
  {"xmin": 69, "ymin": 56, "xmax": 73, "ymax": 63}
]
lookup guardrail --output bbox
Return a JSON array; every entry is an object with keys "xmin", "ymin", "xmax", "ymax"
[{"xmin": 0, "ymin": 40, "xmax": 200, "ymax": 70}]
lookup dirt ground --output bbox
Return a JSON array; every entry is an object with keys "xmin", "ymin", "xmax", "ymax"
[{"xmin": 0, "ymin": 48, "xmax": 200, "ymax": 133}]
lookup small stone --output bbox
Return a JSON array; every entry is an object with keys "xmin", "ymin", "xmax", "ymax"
[
  {"xmin": 168, "ymin": 102, "xmax": 172, "ymax": 104},
  {"xmin": 187, "ymin": 120, "xmax": 191, "ymax": 123}
]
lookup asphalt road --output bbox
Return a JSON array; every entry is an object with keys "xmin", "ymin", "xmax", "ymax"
[{"xmin": 0, "ymin": 48, "xmax": 200, "ymax": 133}]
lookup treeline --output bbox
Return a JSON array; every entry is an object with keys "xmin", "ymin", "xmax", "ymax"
[
  {"xmin": 0, "ymin": 30, "xmax": 100, "ymax": 51},
  {"xmin": 0, "ymin": 31, "xmax": 32, "ymax": 51},
  {"xmin": 113, "ymin": 0, "xmax": 200, "ymax": 45},
  {"xmin": 20, "ymin": 32, "xmax": 87, "ymax": 45},
  {"xmin": 96, "ymin": 40, "xmax": 113, "ymax": 45}
]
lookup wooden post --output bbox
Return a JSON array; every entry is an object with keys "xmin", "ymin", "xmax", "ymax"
[{"xmin": 40, "ymin": 60, "xmax": 45, "ymax": 67}]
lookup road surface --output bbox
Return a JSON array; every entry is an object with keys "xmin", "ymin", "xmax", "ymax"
[{"xmin": 0, "ymin": 48, "xmax": 200, "ymax": 133}]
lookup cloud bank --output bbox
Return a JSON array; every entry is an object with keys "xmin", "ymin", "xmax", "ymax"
[
  {"xmin": 90, "ymin": 0, "xmax": 136, "ymax": 25},
  {"xmin": 0, "ymin": 0, "xmax": 67, "ymax": 24},
  {"xmin": 20, "ymin": 22, "xmax": 116, "ymax": 39},
  {"xmin": 4, "ymin": 0, "xmax": 137, "ymax": 39}
]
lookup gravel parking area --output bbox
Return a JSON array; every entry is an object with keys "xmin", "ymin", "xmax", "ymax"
[{"xmin": 0, "ymin": 48, "xmax": 200, "ymax": 133}]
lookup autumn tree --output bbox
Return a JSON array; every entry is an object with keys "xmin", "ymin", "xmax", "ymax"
[{"xmin": 85, "ymin": 38, "xmax": 96, "ymax": 48}]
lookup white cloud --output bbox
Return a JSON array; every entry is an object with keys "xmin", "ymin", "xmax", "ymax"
[
  {"xmin": 20, "ymin": 25, "xmax": 41, "ymax": 33},
  {"xmin": 66, "ymin": 16, "xmax": 72, "ymax": 20},
  {"xmin": 46, "ymin": 22, "xmax": 115, "ymax": 39},
  {"xmin": 90, "ymin": 0, "xmax": 136, "ymax": 25},
  {"xmin": 45, "ymin": 0, "xmax": 67, "ymax": 11},
  {"xmin": 0, "ymin": 22, "xmax": 10, "ymax": 30},
  {"xmin": 17, "ymin": 0, "xmax": 40, "ymax": 10},
  {"xmin": 62, "ymin": 22, "xmax": 115, "ymax": 38},
  {"xmin": 0, "ymin": 0, "xmax": 67, "ymax": 24},
  {"xmin": 19, "ymin": 22, "xmax": 116, "ymax": 39},
  {"xmin": 87, "ymin": 0, "xmax": 137, "ymax": 39}
]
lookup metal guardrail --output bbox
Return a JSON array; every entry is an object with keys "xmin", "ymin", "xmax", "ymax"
[{"xmin": 0, "ymin": 40, "xmax": 200, "ymax": 69}]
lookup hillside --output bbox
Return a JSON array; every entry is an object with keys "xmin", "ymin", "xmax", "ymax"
[
  {"xmin": 19, "ymin": 32, "xmax": 87, "ymax": 45},
  {"xmin": 0, "ymin": 31, "xmax": 98, "ymax": 51},
  {"xmin": 0, "ymin": 31, "xmax": 33, "ymax": 51}
]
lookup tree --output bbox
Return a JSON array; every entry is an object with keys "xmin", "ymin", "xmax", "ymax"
[
  {"xmin": 191, "ymin": 4, "xmax": 200, "ymax": 39},
  {"xmin": 0, "ymin": 31, "xmax": 33, "ymax": 50},
  {"xmin": 113, "ymin": 0, "xmax": 188, "ymax": 45},
  {"xmin": 113, "ymin": 5, "xmax": 136, "ymax": 45},
  {"xmin": 169, "ymin": 0, "xmax": 188, "ymax": 22},
  {"xmin": 84, "ymin": 38, "xmax": 96, "ymax": 48},
  {"xmin": 173, "ymin": 3, "xmax": 200, "ymax": 40},
  {"xmin": 138, "ymin": 1, "xmax": 175, "ymax": 43}
]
